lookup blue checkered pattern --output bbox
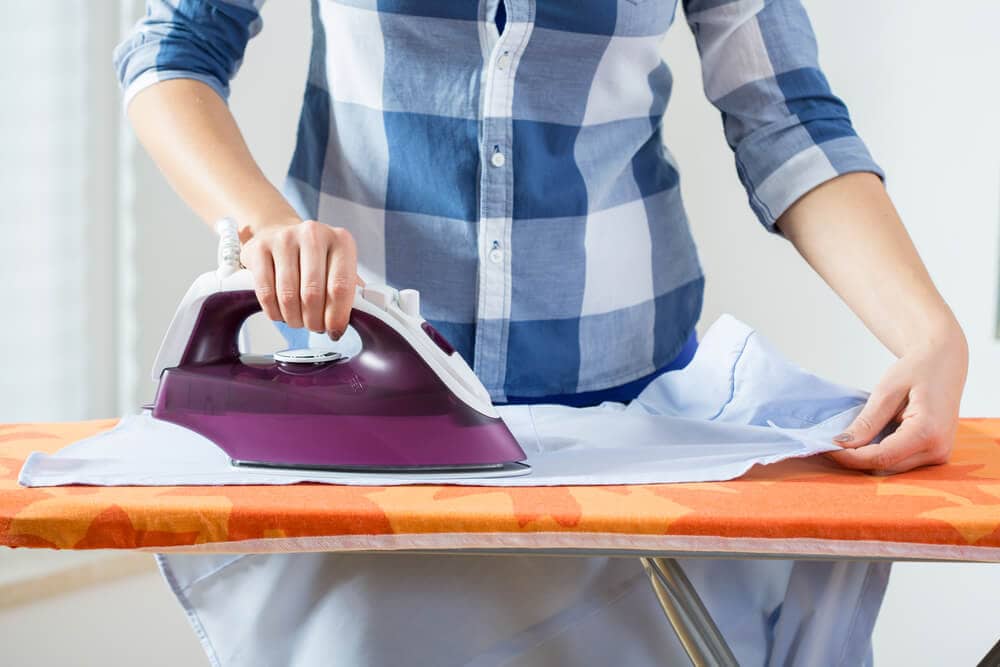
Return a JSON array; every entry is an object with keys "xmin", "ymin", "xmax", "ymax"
[{"xmin": 114, "ymin": 0, "xmax": 883, "ymax": 400}]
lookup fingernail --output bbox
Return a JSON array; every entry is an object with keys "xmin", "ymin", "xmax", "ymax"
[{"xmin": 833, "ymin": 432, "xmax": 853, "ymax": 443}]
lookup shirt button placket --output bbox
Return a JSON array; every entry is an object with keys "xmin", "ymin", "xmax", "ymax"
[{"xmin": 475, "ymin": 1, "xmax": 524, "ymax": 399}]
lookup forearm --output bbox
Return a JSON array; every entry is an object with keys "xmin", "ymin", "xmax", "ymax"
[
  {"xmin": 127, "ymin": 78, "xmax": 299, "ymax": 236},
  {"xmin": 775, "ymin": 172, "xmax": 962, "ymax": 358}
]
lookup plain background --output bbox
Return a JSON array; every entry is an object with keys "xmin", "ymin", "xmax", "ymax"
[{"xmin": 1, "ymin": 1, "xmax": 998, "ymax": 664}]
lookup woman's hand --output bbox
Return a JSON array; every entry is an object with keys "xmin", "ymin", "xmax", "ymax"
[
  {"xmin": 240, "ymin": 219, "xmax": 361, "ymax": 339},
  {"xmin": 825, "ymin": 321, "xmax": 968, "ymax": 474},
  {"xmin": 774, "ymin": 173, "xmax": 969, "ymax": 476}
]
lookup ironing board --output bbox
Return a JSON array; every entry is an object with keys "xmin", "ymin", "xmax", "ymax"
[{"xmin": 3, "ymin": 418, "xmax": 1000, "ymax": 666}]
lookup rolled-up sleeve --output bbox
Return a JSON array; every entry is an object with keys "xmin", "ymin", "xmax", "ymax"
[
  {"xmin": 112, "ymin": 0, "xmax": 264, "ymax": 109},
  {"xmin": 683, "ymin": 0, "xmax": 884, "ymax": 231}
]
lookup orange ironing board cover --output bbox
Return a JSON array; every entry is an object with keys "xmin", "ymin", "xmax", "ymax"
[{"xmin": 2, "ymin": 419, "xmax": 999, "ymax": 561}]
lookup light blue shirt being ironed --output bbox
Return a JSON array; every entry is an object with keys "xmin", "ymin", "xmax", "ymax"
[{"xmin": 113, "ymin": 0, "xmax": 883, "ymax": 401}]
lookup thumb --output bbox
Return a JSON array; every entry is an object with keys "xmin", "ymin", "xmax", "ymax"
[{"xmin": 834, "ymin": 385, "xmax": 907, "ymax": 448}]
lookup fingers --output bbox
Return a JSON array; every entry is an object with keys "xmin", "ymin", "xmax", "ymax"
[
  {"xmin": 240, "ymin": 241, "xmax": 281, "ymax": 322},
  {"xmin": 240, "ymin": 220, "xmax": 359, "ymax": 337},
  {"xmin": 325, "ymin": 228, "xmax": 358, "ymax": 339},
  {"xmin": 297, "ymin": 221, "xmax": 329, "ymax": 333},
  {"xmin": 825, "ymin": 416, "xmax": 952, "ymax": 474},
  {"xmin": 871, "ymin": 450, "xmax": 942, "ymax": 476},
  {"xmin": 272, "ymin": 228, "xmax": 304, "ymax": 329},
  {"xmin": 833, "ymin": 383, "xmax": 908, "ymax": 448},
  {"xmin": 823, "ymin": 448, "xmax": 940, "ymax": 476}
]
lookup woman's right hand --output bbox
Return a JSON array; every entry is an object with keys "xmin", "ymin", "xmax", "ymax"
[{"xmin": 239, "ymin": 219, "xmax": 361, "ymax": 339}]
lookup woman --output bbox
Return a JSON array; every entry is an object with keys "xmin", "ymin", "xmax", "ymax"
[{"xmin": 115, "ymin": 0, "xmax": 967, "ymax": 663}]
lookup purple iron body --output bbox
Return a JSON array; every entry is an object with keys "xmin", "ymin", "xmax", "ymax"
[{"xmin": 150, "ymin": 269, "xmax": 528, "ymax": 476}]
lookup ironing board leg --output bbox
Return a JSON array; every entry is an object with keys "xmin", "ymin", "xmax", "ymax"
[{"xmin": 639, "ymin": 557, "xmax": 739, "ymax": 667}]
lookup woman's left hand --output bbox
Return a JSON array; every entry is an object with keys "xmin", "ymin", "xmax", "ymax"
[{"xmin": 825, "ymin": 321, "xmax": 968, "ymax": 475}]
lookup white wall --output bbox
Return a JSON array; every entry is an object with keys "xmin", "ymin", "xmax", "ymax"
[{"xmin": 3, "ymin": 1, "xmax": 997, "ymax": 665}]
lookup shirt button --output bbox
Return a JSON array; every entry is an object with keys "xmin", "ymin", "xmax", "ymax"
[
  {"xmin": 490, "ymin": 151, "xmax": 506, "ymax": 168},
  {"xmin": 489, "ymin": 242, "xmax": 504, "ymax": 263},
  {"xmin": 497, "ymin": 53, "xmax": 510, "ymax": 70}
]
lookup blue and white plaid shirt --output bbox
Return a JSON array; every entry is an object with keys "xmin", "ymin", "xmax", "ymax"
[{"xmin": 115, "ymin": 0, "xmax": 883, "ymax": 401}]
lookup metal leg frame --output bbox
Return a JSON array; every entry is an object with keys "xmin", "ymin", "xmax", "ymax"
[
  {"xmin": 639, "ymin": 557, "xmax": 739, "ymax": 667},
  {"xmin": 979, "ymin": 637, "xmax": 1000, "ymax": 667}
]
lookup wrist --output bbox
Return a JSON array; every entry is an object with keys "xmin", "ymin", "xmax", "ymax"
[
  {"xmin": 899, "ymin": 306, "xmax": 966, "ymax": 357},
  {"xmin": 240, "ymin": 208, "xmax": 301, "ymax": 239}
]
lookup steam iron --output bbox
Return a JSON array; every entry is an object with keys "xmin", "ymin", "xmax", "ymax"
[{"xmin": 148, "ymin": 230, "xmax": 529, "ymax": 478}]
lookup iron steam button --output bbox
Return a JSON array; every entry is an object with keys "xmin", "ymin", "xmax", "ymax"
[
  {"xmin": 397, "ymin": 289, "xmax": 421, "ymax": 317},
  {"xmin": 421, "ymin": 321, "xmax": 456, "ymax": 356},
  {"xmin": 362, "ymin": 285, "xmax": 393, "ymax": 309}
]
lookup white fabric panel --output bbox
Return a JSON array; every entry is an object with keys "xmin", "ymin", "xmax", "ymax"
[
  {"xmin": 151, "ymin": 547, "xmax": 887, "ymax": 666},
  {"xmin": 319, "ymin": 1, "xmax": 385, "ymax": 110},
  {"xmin": 316, "ymin": 193, "xmax": 386, "ymax": 283},
  {"xmin": 753, "ymin": 143, "xmax": 837, "ymax": 221},
  {"xmin": 689, "ymin": 0, "xmax": 775, "ymax": 101},
  {"xmin": 581, "ymin": 198, "xmax": 655, "ymax": 316},
  {"xmin": 581, "ymin": 34, "xmax": 664, "ymax": 126}
]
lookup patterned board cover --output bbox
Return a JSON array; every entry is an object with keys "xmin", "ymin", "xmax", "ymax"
[{"xmin": 2, "ymin": 419, "xmax": 999, "ymax": 561}]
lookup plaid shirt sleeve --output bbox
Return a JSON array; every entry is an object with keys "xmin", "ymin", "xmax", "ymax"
[
  {"xmin": 683, "ymin": 0, "xmax": 884, "ymax": 231},
  {"xmin": 112, "ymin": 0, "xmax": 264, "ymax": 108}
]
